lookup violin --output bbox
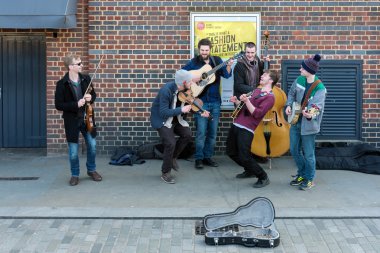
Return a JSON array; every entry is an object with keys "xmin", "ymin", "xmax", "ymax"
[
  {"xmin": 85, "ymin": 86, "xmax": 95, "ymax": 133},
  {"xmin": 178, "ymin": 90, "xmax": 212, "ymax": 119},
  {"xmin": 251, "ymin": 31, "xmax": 290, "ymax": 166}
]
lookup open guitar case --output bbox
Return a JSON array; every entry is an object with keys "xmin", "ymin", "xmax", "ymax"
[{"xmin": 203, "ymin": 197, "xmax": 280, "ymax": 248}]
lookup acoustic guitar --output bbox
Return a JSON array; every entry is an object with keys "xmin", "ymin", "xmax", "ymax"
[
  {"xmin": 288, "ymin": 102, "xmax": 320, "ymax": 124},
  {"xmin": 190, "ymin": 52, "xmax": 244, "ymax": 97}
]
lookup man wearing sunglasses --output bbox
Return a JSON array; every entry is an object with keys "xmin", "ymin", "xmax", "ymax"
[{"xmin": 55, "ymin": 53, "xmax": 102, "ymax": 186}]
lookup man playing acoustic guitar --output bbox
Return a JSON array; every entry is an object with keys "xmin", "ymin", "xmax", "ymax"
[
  {"xmin": 182, "ymin": 38, "xmax": 234, "ymax": 169},
  {"xmin": 285, "ymin": 54, "xmax": 327, "ymax": 190}
]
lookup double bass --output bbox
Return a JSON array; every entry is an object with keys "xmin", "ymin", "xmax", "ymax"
[{"xmin": 251, "ymin": 31, "xmax": 290, "ymax": 168}]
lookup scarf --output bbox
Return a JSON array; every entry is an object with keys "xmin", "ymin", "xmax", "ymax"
[{"xmin": 238, "ymin": 55, "xmax": 260, "ymax": 87}]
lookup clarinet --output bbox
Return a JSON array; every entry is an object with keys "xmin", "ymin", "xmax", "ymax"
[{"xmin": 230, "ymin": 91, "xmax": 253, "ymax": 119}]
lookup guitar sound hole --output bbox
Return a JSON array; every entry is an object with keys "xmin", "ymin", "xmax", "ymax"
[{"xmin": 201, "ymin": 73, "xmax": 208, "ymax": 80}]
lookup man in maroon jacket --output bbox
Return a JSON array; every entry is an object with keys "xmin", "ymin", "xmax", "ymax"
[{"xmin": 227, "ymin": 70, "xmax": 279, "ymax": 188}]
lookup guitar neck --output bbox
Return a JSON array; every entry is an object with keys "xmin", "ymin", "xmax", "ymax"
[{"xmin": 208, "ymin": 60, "xmax": 228, "ymax": 75}]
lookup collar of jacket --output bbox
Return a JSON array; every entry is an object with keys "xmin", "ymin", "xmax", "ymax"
[{"xmin": 62, "ymin": 72, "xmax": 87, "ymax": 85}]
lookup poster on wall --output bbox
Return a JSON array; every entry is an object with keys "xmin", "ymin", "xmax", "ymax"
[{"xmin": 190, "ymin": 13, "xmax": 261, "ymax": 110}]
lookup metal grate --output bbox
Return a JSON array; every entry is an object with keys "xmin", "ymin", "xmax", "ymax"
[{"xmin": 0, "ymin": 177, "xmax": 39, "ymax": 180}]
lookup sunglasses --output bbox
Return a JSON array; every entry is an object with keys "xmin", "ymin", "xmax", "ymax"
[{"xmin": 71, "ymin": 62, "xmax": 82, "ymax": 66}]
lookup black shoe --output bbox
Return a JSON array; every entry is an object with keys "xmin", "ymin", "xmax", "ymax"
[
  {"xmin": 253, "ymin": 177, "xmax": 270, "ymax": 188},
  {"xmin": 236, "ymin": 171, "xmax": 256, "ymax": 179},
  {"xmin": 161, "ymin": 172, "xmax": 175, "ymax": 184},
  {"xmin": 195, "ymin": 159, "xmax": 203, "ymax": 169},
  {"xmin": 172, "ymin": 158, "xmax": 179, "ymax": 171},
  {"xmin": 290, "ymin": 175, "xmax": 304, "ymax": 186},
  {"xmin": 203, "ymin": 158, "xmax": 218, "ymax": 167}
]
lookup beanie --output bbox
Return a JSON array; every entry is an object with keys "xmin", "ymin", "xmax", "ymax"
[
  {"xmin": 175, "ymin": 69, "xmax": 193, "ymax": 86},
  {"xmin": 302, "ymin": 54, "xmax": 321, "ymax": 75}
]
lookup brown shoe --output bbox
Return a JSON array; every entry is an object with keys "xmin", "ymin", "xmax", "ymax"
[
  {"xmin": 87, "ymin": 171, "xmax": 102, "ymax": 181},
  {"xmin": 69, "ymin": 176, "xmax": 79, "ymax": 186}
]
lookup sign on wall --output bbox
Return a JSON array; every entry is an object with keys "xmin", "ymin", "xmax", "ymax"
[{"xmin": 190, "ymin": 13, "xmax": 261, "ymax": 109}]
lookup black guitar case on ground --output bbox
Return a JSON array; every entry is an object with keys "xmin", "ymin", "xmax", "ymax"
[{"xmin": 203, "ymin": 197, "xmax": 280, "ymax": 248}]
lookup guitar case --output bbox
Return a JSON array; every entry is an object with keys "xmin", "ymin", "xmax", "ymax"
[{"xmin": 203, "ymin": 197, "xmax": 280, "ymax": 248}]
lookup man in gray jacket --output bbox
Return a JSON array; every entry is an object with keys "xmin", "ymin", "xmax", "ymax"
[
  {"xmin": 285, "ymin": 54, "xmax": 327, "ymax": 190},
  {"xmin": 150, "ymin": 69, "xmax": 209, "ymax": 184}
]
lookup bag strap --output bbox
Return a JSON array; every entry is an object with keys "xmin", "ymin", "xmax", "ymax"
[{"xmin": 301, "ymin": 79, "xmax": 321, "ymax": 109}]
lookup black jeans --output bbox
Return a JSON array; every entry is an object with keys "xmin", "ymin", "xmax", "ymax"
[
  {"xmin": 157, "ymin": 123, "xmax": 192, "ymax": 173},
  {"xmin": 226, "ymin": 125, "xmax": 267, "ymax": 180}
]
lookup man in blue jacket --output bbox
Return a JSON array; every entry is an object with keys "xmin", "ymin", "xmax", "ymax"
[
  {"xmin": 182, "ymin": 38, "xmax": 234, "ymax": 169},
  {"xmin": 150, "ymin": 69, "xmax": 209, "ymax": 184}
]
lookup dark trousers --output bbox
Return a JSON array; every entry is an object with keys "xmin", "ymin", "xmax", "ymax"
[
  {"xmin": 157, "ymin": 123, "xmax": 192, "ymax": 173},
  {"xmin": 226, "ymin": 125, "xmax": 267, "ymax": 180}
]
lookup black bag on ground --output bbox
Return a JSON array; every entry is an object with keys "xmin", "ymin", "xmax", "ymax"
[{"xmin": 109, "ymin": 147, "xmax": 145, "ymax": 166}]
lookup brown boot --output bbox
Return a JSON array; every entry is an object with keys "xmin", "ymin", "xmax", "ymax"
[
  {"xmin": 87, "ymin": 171, "xmax": 102, "ymax": 181},
  {"xmin": 69, "ymin": 176, "xmax": 79, "ymax": 186}
]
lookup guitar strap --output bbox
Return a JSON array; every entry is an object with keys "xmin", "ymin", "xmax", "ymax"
[
  {"xmin": 210, "ymin": 56, "xmax": 216, "ymax": 68},
  {"xmin": 301, "ymin": 79, "xmax": 321, "ymax": 109}
]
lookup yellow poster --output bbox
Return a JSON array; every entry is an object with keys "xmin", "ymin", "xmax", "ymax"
[{"xmin": 194, "ymin": 21, "xmax": 257, "ymax": 58}]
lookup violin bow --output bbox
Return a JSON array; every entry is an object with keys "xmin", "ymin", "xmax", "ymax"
[{"xmin": 84, "ymin": 54, "xmax": 104, "ymax": 94}]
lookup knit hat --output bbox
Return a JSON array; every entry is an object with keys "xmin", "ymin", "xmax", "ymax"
[
  {"xmin": 302, "ymin": 54, "xmax": 321, "ymax": 74},
  {"xmin": 175, "ymin": 69, "xmax": 193, "ymax": 86}
]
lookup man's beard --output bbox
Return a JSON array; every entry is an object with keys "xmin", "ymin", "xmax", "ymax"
[{"xmin": 201, "ymin": 54, "xmax": 210, "ymax": 61}]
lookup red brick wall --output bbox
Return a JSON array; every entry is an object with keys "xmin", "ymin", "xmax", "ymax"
[{"xmin": 2, "ymin": 0, "xmax": 379, "ymax": 153}]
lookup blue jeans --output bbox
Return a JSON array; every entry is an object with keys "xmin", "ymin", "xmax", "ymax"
[
  {"xmin": 289, "ymin": 120, "xmax": 317, "ymax": 181},
  {"xmin": 68, "ymin": 130, "xmax": 96, "ymax": 177},
  {"xmin": 194, "ymin": 102, "xmax": 221, "ymax": 160}
]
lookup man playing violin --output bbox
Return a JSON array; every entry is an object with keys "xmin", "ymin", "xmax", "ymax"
[
  {"xmin": 150, "ymin": 69, "xmax": 209, "ymax": 184},
  {"xmin": 55, "ymin": 53, "xmax": 102, "ymax": 186},
  {"xmin": 228, "ymin": 70, "xmax": 279, "ymax": 188}
]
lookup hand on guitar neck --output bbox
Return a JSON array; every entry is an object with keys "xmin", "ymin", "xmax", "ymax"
[{"xmin": 189, "ymin": 52, "xmax": 244, "ymax": 97}]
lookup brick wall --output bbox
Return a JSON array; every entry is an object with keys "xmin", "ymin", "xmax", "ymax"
[{"xmin": 4, "ymin": 0, "xmax": 379, "ymax": 154}]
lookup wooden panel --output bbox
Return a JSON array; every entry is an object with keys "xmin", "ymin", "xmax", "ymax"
[{"xmin": 1, "ymin": 35, "xmax": 46, "ymax": 147}]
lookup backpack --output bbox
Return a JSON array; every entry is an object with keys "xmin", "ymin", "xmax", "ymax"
[
  {"xmin": 109, "ymin": 147, "xmax": 145, "ymax": 166},
  {"xmin": 137, "ymin": 142, "xmax": 163, "ymax": 159}
]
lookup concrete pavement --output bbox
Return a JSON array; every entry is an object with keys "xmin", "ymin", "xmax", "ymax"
[
  {"xmin": 0, "ymin": 149, "xmax": 379, "ymax": 218},
  {"xmin": 1, "ymin": 149, "xmax": 380, "ymax": 253}
]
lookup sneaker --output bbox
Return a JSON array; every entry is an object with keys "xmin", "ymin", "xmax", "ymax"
[
  {"xmin": 172, "ymin": 158, "xmax": 179, "ymax": 171},
  {"xmin": 299, "ymin": 180, "xmax": 314, "ymax": 190},
  {"xmin": 161, "ymin": 172, "xmax": 175, "ymax": 184},
  {"xmin": 236, "ymin": 171, "xmax": 256, "ymax": 179},
  {"xmin": 203, "ymin": 158, "xmax": 218, "ymax": 167},
  {"xmin": 195, "ymin": 159, "xmax": 203, "ymax": 169},
  {"xmin": 253, "ymin": 177, "xmax": 270, "ymax": 188},
  {"xmin": 290, "ymin": 176, "xmax": 304, "ymax": 186}
]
